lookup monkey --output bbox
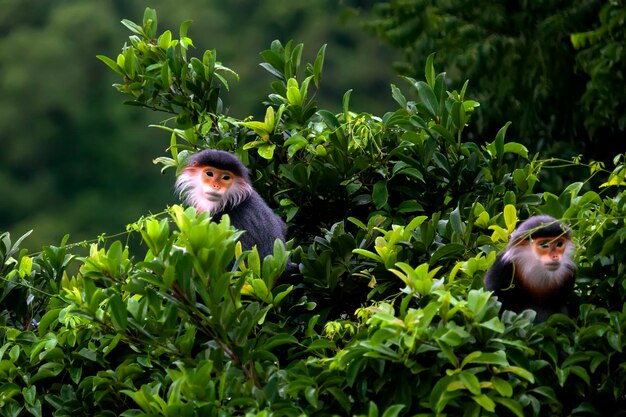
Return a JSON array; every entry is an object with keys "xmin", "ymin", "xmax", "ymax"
[
  {"xmin": 484, "ymin": 215, "xmax": 577, "ymax": 322},
  {"xmin": 175, "ymin": 149, "xmax": 287, "ymax": 261}
]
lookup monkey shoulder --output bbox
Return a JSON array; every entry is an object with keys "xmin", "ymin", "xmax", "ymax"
[
  {"xmin": 229, "ymin": 192, "xmax": 284, "ymax": 230},
  {"xmin": 224, "ymin": 191, "xmax": 286, "ymax": 257},
  {"xmin": 484, "ymin": 254, "xmax": 515, "ymax": 292},
  {"xmin": 484, "ymin": 254, "xmax": 526, "ymax": 312}
]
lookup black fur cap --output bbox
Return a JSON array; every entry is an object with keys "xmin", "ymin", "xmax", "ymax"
[
  {"xmin": 509, "ymin": 215, "xmax": 571, "ymax": 245},
  {"xmin": 188, "ymin": 149, "xmax": 250, "ymax": 182}
]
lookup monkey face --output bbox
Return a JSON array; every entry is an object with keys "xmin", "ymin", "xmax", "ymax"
[
  {"xmin": 176, "ymin": 159, "xmax": 253, "ymax": 215},
  {"xmin": 532, "ymin": 237, "xmax": 568, "ymax": 271},
  {"xmin": 200, "ymin": 166, "xmax": 234, "ymax": 201}
]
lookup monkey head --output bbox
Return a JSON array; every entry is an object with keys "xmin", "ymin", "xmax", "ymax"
[
  {"xmin": 175, "ymin": 150, "xmax": 253, "ymax": 215},
  {"xmin": 484, "ymin": 215, "xmax": 577, "ymax": 321},
  {"xmin": 502, "ymin": 215, "xmax": 576, "ymax": 292}
]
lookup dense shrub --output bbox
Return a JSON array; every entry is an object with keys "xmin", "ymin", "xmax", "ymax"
[{"xmin": 1, "ymin": 8, "xmax": 625, "ymax": 417}]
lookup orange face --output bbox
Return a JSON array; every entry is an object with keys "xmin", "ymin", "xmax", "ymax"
[
  {"xmin": 532, "ymin": 237, "xmax": 568, "ymax": 271},
  {"xmin": 200, "ymin": 166, "xmax": 234, "ymax": 201}
]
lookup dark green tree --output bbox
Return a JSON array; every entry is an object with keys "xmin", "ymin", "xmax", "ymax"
[
  {"xmin": 352, "ymin": 0, "xmax": 625, "ymax": 162},
  {"xmin": 571, "ymin": 1, "xmax": 626, "ymax": 142}
]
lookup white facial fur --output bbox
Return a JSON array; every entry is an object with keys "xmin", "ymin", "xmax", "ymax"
[
  {"xmin": 502, "ymin": 240, "xmax": 576, "ymax": 294},
  {"xmin": 175, "ymin": 167, "xmax": 252, "ymax": 214}
]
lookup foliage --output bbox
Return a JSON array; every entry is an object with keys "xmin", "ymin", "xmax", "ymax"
[
  {"xmin": 353, "ymin": 0, "xmax": 626, "ymax": 163},
  {"xmin": 1, "ymin": 7, "xmax": 626, "ymax": 417},
  {"xmin": 571, "ymin": 1, "xmax": 626, "ymax": 138}
]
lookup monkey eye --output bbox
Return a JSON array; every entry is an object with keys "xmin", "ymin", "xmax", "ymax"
[
  {"xmin": 537, "ymin": 241, "xmax": 550, "ymax": 249},
  {"xmin": 555, "ymin": 239, "xmax": 565, "ymax": 248},
  {"xmin": 205, "ymin": 170, "xmax": 214, "ymax": 177},
  {"xmin": 222, "ymin": 174, "xmax": 231, "ymax": 181}
]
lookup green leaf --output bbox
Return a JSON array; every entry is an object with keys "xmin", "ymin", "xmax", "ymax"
[
  {"xmin": 304, "ymin": 386, "xmax": 319, "ymax": 408},
  {"xmin": 499, "ymin": 366, "xmax": 534, "ymax": 383},
  {"xmin": 430, "ymin": 243, "xmax": 465, "ymax": 265},
  {"xmin": 494, "ymin": 122, "xmax": 511, "ymax": 159},
  {"xmin": 160, "ymin": 61, "xmax": 172, "ymax": 88},
  {"xmin": 342, "ymin": 89, "xmax": 353, "ymax": 120},
  {"xmin": 96, "ymin": 55, "xmax": 124, "ymax": 76},
  {"xmin": 531, "ymin": 386, "xmax": 557, "ymax": 402},
  {"xmin": 451, "ymin": 100, "xmax": 466, "ymax": 130},
  {"xmin": 143, "ymin": 7, "xmax": 158, "ymax": 38},
  {"xmin": 372, "ymin": 180, "xmax": 388, "ymax": 209},
  {"xmin": 503, "ymin": 142, "xmax": 529, "ymax": 159},
  {"xmin": 109, "ymin": 293, "xmax": 128, "ymax": 332},
  {"xmin": 312, "ymin": 44, "xmax": 326, "ymax": 88},
  {"xmin": 348, "ymin": 217, "xmax": 368, "ymax": 230},
  {"xmin": 123, "ymin": 47, "xmax": 136, "ymax": 78},
  {"xmin": 568, "ymin": 365, "xmax": 591, "ymax": 385},
  {"xmin": 9, "ymin": 345, "xmax": 20, "ymax": 362},
  {"xmin": 438, "ymin": 326, "xmax": 470, "ymax": 347},
  {"xmin": 493, "ymin": 397, "xmax": 524, "ymax": 417},
  {"xmin": 30, "ymin": 362, "xmax": 63, "ymax": 384},
  {"xmin": 38, "ymin": 309, "xmax": 61, "ymax": 333},
  {"xmin": 263, "ymin": 106, "xmax": 276, "ymax": 132},
  {"xmin": 425, "ymin": 52, "xmax": 436, "ymax": 87},
  {"xmin": 158, "ymin": 30, "xmax": 172, "ymax": 49},
  {"xmin": 286, "ymin": 78, "xmax": 302, "ymax": 105},
  {"xmin": 459, "ymin": 371, "xmax": 481, "ymax": 395},
  {"xmin": 449, "ymin": 206, "xmax": 465, "ymax": 235},
  {"xmin": 472, "ymin": 394, "xmax": 495, "ymax": 412},
  {"xmin": 397, "ymin": 199, "xmax": 424, "ymax": 213},
  {"xmin": 257, "ymin": 143, "xmax": 276, "ymax": 160},
  {"xmin": 416, "ymin": 81, "xmax": 438, "ymax": 118},
  {"xmin": 391, "ymin": 84, "xmax": 407, "ymax": 108},
  {"xmin": 462, "ymin": 351, "xmax": 509, "ymax": 367},
  {"xmin": 249, "ymin": 278, "xmax": 270, "ymax": 302},
  {"xmin": 459, "ymin": 79, "xmax": 469, "ymax": 100},
  {"xmin": 477, "ymin": 317, "xmax": 505, "ymax": 333},
  {"xmin": 121, "ymin": 19, "xmax": 145, "ymax": 36},
  {"xmin": 503, "ymin": 204, "xmax": 517, "ymax": 232},
  {"xmin": 0, "ymin": 383, "xmax": 20, "ymax": 400},
  {"xmin": 430, "ymin": 375, "xmax": 458, "ymax": 412},
  {"xmin": 382, "ymin": 404, "xmax": 406, "ymax": 417},
  {"xmin": 179, "ymin": 19, "xmax": 192, "ymax": 39},
  {"xmin": 367, "ymin": 401, "xmax": 379, "ymax": 417},
  {"xmin": 318, "ymin": 110, "xmax": 345, "ymax": 140},
  {"xmin": 491, "ymin": 377, "xmax": 513, "ymax": 397},
  {"xmin": 432, "ymin": 124, "xmax": 456, "ymax": 146},
  {"xmin": 327, "ymin": 387, "xmax": 351, "ymax": 413},
  {"xmin": 18, "ymin": 255, "xmax": 32, "ymax": 278},
  {"xmin": 284, "ymin": 134, "xmax": 308, "ymax": 158},
  {"xmin": 288, "ymin": 42, "xmax": 303, "ymax": 79},
  {"xmin": 606, "ymin": 331, "xmax": 622, "ymax": 352},
  {"xmin": 353, "ymin": 249, "xmax": 383, "ymax": 262},
  {"xmin": 396, "ymin": 167, "xmax": 424, "ymax": 182}
]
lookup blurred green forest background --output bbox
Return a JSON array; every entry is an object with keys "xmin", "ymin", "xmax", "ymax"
[
  {"xmin": 1, "ymin": 0, "xmax": 624, "ymax": 250},
  {"xmin": 0, "ymin": 0, "xmax": 397, "ymax": 249}
]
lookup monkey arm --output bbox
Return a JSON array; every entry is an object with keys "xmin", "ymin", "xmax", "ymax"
[
  {"xmin": 484, "ymin": 254, "xmax": 526, "ymax": 313},
  {"xmin": 484, "ymin": 253, "xmax": 515, "ymax": 292}
]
